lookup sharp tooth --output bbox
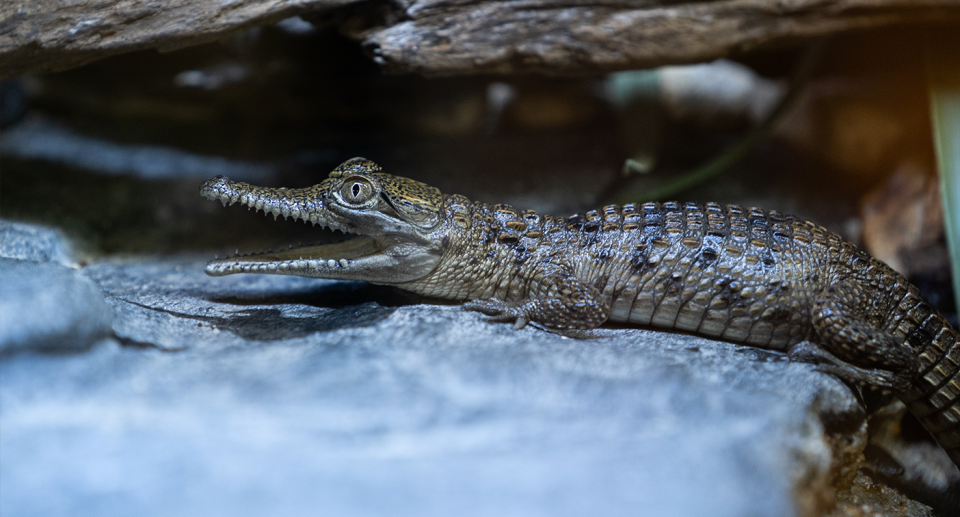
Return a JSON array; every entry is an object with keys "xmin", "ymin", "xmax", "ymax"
[
  {"xmin": 327, "ymin": 259, "xmax": 337, "ymax": 268},
  {"xmin": 339, "ymin": 259, "xmax": 349, "ymax": 267}
]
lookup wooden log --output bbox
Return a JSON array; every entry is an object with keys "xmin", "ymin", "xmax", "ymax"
[
  {"xmin": 2, "ymin": 0, "xmax": 958, "ymax": 79},
  {"xmin": 353, "ymin": 0, "xmax": 960, "ymax": 75},
  {"xmin": 0, "ymin": 0, "xmax": 352, "ymax": 79}
]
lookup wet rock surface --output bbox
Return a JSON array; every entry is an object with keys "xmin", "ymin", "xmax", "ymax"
[{"xmin": 1, "ymin": 255, "xmax": 865, "ymax": 516}]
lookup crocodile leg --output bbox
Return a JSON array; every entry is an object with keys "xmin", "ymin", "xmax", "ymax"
[
  {"xmin": 788, "ymin": 342, "xmax": 910, "ymax": 391},
  {"xmin": 788, "ymin": 280, "xmax": 917, "ymax": 391},
  {"xmin": 463, "ymin": 271, "xmax": 609, "ymax": 330}
]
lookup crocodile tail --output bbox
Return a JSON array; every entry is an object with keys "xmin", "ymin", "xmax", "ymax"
[{"xmin": 898, "ymin": 310, "xmax": 960, "ymax": 467}]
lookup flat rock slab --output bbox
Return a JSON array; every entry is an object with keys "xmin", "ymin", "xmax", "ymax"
[
  {"xmin": 0, "ymin": 258, "xmax": 112, "ymax": 354},
  {"xmin": 0, "ymin": 220, "xmax": 113, "ymax": 354},
  {"xmin": 0, "ymin": 256, "xmax": 864, "ymax": 516}
]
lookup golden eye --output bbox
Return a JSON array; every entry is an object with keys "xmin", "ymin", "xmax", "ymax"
[{"xmin": 340, "ymin": 178, "xmax": 374, "ymax": 205}]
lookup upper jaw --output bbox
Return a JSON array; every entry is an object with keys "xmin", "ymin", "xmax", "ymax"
[{"xmin": 199, "ymin": 175, "xmax": 349, "ymax": 232}]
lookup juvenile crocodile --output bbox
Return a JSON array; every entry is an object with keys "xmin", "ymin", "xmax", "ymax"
[{"xmin": 201, "ymin": 157, "xmax": 960, "ymax": 468}]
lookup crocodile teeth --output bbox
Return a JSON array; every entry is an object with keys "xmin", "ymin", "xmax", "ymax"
[{"xmin": 327, "ymin": 259, "xmax": 337, "ymax": 268}]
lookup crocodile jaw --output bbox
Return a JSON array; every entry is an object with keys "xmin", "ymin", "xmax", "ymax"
[
  {"xmin": 200, "ymin": 176, "xmax": 442, "ymax": 284},
  {"xmin": 204, "ymin": 234, "xmax": 442, "ymax": 284}
]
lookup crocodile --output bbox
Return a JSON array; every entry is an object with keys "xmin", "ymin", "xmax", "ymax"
[{"xmin": 201, "ymin": 157, "xmax": 960, "ymax": 469}]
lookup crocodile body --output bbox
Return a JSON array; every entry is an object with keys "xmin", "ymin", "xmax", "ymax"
[{"xmin": 201, "ymin": 157, "xmax": 960, "ymax": 469}]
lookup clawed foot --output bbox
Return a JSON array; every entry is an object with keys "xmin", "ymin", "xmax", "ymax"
[
  {"xmin": 788, "ymin": 342, "xmax": 908, "ymax": 392},
  {"xmin": 462, "ymin": 299, "xmax": 530, "ymax": 330}
]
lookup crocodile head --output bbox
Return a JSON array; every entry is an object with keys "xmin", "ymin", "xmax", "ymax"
[{"xmin": 200, "ymin": 157, "xmax": 445, "ymax": 284}]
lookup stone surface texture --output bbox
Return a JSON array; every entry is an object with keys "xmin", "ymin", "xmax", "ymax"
[
  {"xmin": 0, "ymin": 219, "xmax": 76, "ymax": 266},
  {"xmin": 0, "ymin": 221, "xmax": 113, "ymax": 354},
  {"xmin": 0, "ymin": 254, "xmax": 866, "ymax": 516},
  {"xmin": 2, "ymin": 0, "xmax": 959, "ymax": 78}
]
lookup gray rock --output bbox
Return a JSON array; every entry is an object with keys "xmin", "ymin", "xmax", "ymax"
[
  {"xmin": 0, "ymin": 256, "xmax": 864, "ymax": 516},
  {"xmin": 0, "ymin": 258, "xmax": 112, "ymax": 354},
  {"xmin": 0, "ymin": 219, "xmax": 76, "ymax": 266},
  {"xmin": 0, "ymin": 220, "xmax": 112, "ymax": 353},
  {"xmin": 0, "ymin": 119, "xmax": 276, "ymax": 181}
]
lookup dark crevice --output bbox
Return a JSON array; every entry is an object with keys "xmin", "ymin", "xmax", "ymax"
[
  {"xmin": 862, "ymin": 444, "xmax": 960, "ymax": 517},
  {"xmin": 113, "ymin": 333, "xmax": 181, "ymax": 352},
  {"xmin": 111, "ymin": 290, "xmax": 410, "ymax": 341}
]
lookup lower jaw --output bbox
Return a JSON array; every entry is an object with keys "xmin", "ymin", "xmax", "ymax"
[{"xmin": 205, "ymin": 236, "xmax": 382, "ymax": 276}]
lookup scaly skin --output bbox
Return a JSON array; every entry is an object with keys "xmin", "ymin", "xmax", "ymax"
[{"xmin": 201, "ymin": 157, "xmax": 960, "ymax": 468}]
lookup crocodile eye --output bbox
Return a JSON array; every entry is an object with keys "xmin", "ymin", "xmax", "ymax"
[{"xmin": 340, "ymin": 178, "xmax": 374, "ymax": 205}]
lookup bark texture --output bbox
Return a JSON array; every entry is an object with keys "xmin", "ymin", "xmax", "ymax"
[
  {"xmin": 0, "ymin": 0, "xmax": 352, "ymax": 79},
  {"xmin": 2, "ymin": 0, "xmax": 959, "ymax": 78}
]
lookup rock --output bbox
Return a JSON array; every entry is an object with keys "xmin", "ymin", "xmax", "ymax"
[
  {"xmin": 657, "ymin": 60, "xmax": 785, "ymax": 129},
  {"xmin": 0, "ymin": 258, "xmax": 112, "ymax": 354},
  {"xmin": 0, "ymin": 219, "xmax": 76, "ymax": 266},
  {"xmin": 2, "ymin": 0, "xmax": 958, "ymax": 78},
  {"xmin": 0, "ymin": 219, "xmax": 113, "ymax": 354},
  {"xmin": 0, "ymin": 255, "xmax": 868, "ymax": 516},
  {"xmin": 0, "ymin": 119, "xmax": 276, "ymax": 181}
]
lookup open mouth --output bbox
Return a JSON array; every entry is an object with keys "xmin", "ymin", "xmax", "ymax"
[
  {"xmin": 200, "ymin": 175, "xmax": 442, "ymax": 283},
  {"xmin": 200, "ymin": 176, "xmax": 383, "ymax": 277}
]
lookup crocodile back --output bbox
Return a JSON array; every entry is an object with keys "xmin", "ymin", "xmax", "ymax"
[{"xmin": 574, "ymin": 202, "xmax": 830, "ymax": 350}]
